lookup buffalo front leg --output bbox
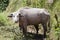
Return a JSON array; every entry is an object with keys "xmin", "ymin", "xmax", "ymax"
[
  {"xmin": 19, "ymin": 23, "xmax": 27, "ymax": 36},
  {"xmin": 22, "ymin": 23, "xmax": 27, "ymax": 36},
  {"xmin": 19, "ymin": 25, "xmax": 23, "ymax": 31}
]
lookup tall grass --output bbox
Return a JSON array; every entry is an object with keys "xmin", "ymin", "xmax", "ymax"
[{"xmin": 0, "ymin": 13, "xmax": 7, "ymax": 26}]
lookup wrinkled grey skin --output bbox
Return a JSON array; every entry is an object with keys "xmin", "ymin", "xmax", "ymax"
[{"xmin": 8, "ymin": 8, "xmax": 50, "ymax": 38}]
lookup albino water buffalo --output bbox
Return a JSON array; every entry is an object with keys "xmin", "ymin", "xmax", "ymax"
[{"xmin": 8, "ymin": 8, "xmax": 50, "ymax": 38}]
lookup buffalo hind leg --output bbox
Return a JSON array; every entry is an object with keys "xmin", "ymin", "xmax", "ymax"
[
  {"xmin": 48, "ymin": 17, "xmax": 51, "ymax": 33},
  {"xmin": 42, "ymin": 24, "xmax": 47, "ymax": 38}
]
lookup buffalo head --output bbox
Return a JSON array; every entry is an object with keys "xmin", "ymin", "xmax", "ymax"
[{"xmin": 8, "ymin": 11, "xmax": 21, "ymax": 23}]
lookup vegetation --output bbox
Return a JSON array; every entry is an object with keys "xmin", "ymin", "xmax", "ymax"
[
  {"xmin": 0, "ymin": 0, "xmax": 60, "ymax": 40},
  {"xmin": 0, "ymin": 0, "xmax": 9, "ymax": 12}
]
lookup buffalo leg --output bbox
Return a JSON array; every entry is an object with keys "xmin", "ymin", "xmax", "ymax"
[
  {"xmin": 23, "ymin": 23, "xmax": 27, "ymax": 36},
  {"xmin": 47, "ymin": 16, "xmax": 51, "ymax": 33},
  {"xmin": 48, "ymin": 19, "xmax": 50, "ymax": 33},
  {"xmin": 34, "ymin": 25, "xmax": 39, "ymax": 34},
  {"xmin": 20, "ymin": 23, "xmax": 27, "ymax": 36},
  {"xmin": 42, "ymin": 24, "xmax": 47, "ymax": 38},
  {"xmin": 19, "ymin": 25, "xmax": 23, "ymax": 31},
  {"xmin": 23, "ymin": 26, "xmax": 27, "ymax": 36}
]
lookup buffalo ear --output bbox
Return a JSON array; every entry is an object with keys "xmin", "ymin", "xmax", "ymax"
[
  {"xmin": 8, "ymin": 14, "xmax": 13, "ymax": 17},
  {"xmin": 8, "ymin": 15, "xmax": 12, "ymax": 17},
  {"xmin": 19, "ymin": 14, "xmax": 23, "ymax": 17}
]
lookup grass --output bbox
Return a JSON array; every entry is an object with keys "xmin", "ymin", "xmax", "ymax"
[{"xmin": 0, "ymin": 26, "xmax": 15, "ymax": 40}]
